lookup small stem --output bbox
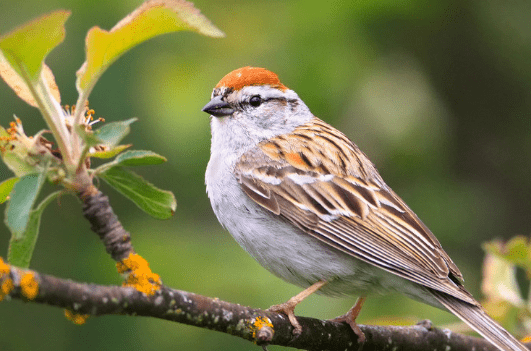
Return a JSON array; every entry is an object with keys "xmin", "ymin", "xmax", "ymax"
[
  {"xmin": 76, "ymin": 144, "xmax": 91, "ymax": 172},
  {"xmin": 71, "ymin": 82, "xmax": 93, "ymax": 163},
  {"xmin": 27, "ymin": 69, "xmax": 74, "ymax": 171}
]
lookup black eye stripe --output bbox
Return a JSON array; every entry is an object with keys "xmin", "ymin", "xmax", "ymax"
[
  {"xmin": 243, "ymin": 96, "xmax": 295, "ymax": 110},
  {"xmin": 248, "ymin": 96, "xmax": 291, "ymax": 103}
]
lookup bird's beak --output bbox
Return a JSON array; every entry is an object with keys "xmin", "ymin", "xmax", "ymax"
[{"xmin": 201, "ymin": 96, "xmax": 234, "ymax": 117}]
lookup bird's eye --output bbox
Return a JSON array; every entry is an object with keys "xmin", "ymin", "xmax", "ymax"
[{"xmin": 249, "ymin": 95, "xmax": 262, "ymax": 107}]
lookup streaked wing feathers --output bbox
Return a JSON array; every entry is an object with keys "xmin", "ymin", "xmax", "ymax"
[{"xmin": 235, "ymin": 118, "xmax": 474, "ymax": 304}]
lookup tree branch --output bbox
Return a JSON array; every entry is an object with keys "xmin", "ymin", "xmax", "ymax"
[
  {"xmin": 80, "ymin": 187, "xmax": 134, "ymax": 261},
  {"xmin": 1, "ymin": 260, "xmax": 527, "ymax": 351},
  {"xmin": 2, "ymin": 185, "xmax": 524, "ymax": 350}
]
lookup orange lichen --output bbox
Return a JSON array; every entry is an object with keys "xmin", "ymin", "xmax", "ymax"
[
  {"xmin": 64, "ymin": 309, "xmax": 89, "ymax": 325},
  {"xmin": 0, "ymin": 258, "xmax": 15, "ymax": 301},
  {"xmin": 215, "ymin": 67, "xmax": 288, "ymax": 91},
  {"xmin": 248, "ymin": 316, "xmax": 274, "ymax": 339},
  {"xmin": 0, "ymin": 278, "xmax": 14, "ymax": 302},
  {"xmin": 1, "ymin": 278, "xmax": 14, "ymax": 294},
  {"xmin": 116, "ymin": 253, "xmax": 161, "ymax": 295},
  {"xmin": 0, "ymin": 257, "xmax": 10, "ymax": 275},
  {"xmin": 20, "ymin": 271, "xmax": 38, "ymax": 300}
]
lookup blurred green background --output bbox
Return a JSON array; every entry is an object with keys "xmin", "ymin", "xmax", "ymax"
[{"xmin": 1, "ymin": 0, "xmax": 531, "ymax": 350}]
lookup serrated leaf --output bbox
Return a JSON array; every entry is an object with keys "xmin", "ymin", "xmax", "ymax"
[
  {"xmin": 76, "ymin": 0, "xmax": 224, "ymax": 94},
  {"xmin": 100, "ymin": 166, "xmax": 176, "ymax": 219},
  {"xmin": 8, "ymin": 191, "xmax": 61, "ymax": 268},
  {"xmin": 95, "ymin": 118, "xmax": 137, "ymax": 148},
  {"xmin": 113, "ymin": 150, "xmax": 167, "ymax": 166},
  {"xmin": 0, "ymin": 177, "xmax": 19, "ymax": 204},
  {"xmin": 88, "ymin": 144, "xmax": 132, "ymax": 159},
  {"xmin": 5, "ymin": 172, "xmax": 46, "ymax": 240},
  {"xmin": 0, "ymin": 10, "xmax": 70, "ymax": 81}
]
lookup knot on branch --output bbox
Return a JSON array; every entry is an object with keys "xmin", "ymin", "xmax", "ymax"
[{"xmin": 249, "ymin": 316, "xmax": 275, "ymax": 345}]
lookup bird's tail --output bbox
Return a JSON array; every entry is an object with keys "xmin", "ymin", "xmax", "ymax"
[{"xmin": 430, "ymin": 289, "xmax": 528, "ymax": 351}]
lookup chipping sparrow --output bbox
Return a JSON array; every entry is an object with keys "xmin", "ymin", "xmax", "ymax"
[{"xmin": 202, "ymin": 66, "xmax": 526, "ymax": 351}]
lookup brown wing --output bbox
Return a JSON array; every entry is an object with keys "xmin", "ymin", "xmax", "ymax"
[{"xmin": 235, "ymin": 118, "xmax": 476, "ymax": 304}]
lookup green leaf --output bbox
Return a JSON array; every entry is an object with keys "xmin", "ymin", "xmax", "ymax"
[
  {"xmin": 0, "ymin": 13, "xmax": 72, "ymax": 165},
  {"xmin": 88, "ymin": 144, "xmax": 132, "ymax": 159},
  {"xmin": 0, "ymin": 177, "xmax": 19, "ymax": 204},
  {"xmin": 76, "ymin": 124, "xmax": 102, "ymax": 148},
  {"xmin": 76, "ymin": 0, "xmax": 224, "ymax": 95},
  {"xmin": 5, "ymin": 172, "xmax": 46, "ymax": 240},
  {"xmin": 100, "ymin": 166, "xmax": 176, "ymax": 219},
  {"xmin": 95, "ymin": 118, "xmax": 137, "ymax": 148},
  {"xmin": 77, "ymin": 118, "xmax": 137, "ymax": 150},
  {"xmin": 0, "ymin": 10, "xmax": 70, "ymax": 81},
  {"xmin": 8, "ymin": 191, "xmax": 61, "ymax": 268},
  {"xmin": 93, "ymin": 150, "xmax": 167, "ymax": 176},
  {"xmin": 113, "ymin": 150, "xmax": 167, "ymax": 166}
]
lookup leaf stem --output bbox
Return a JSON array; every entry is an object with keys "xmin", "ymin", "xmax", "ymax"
[{"xmin": 27, "ymin": 68, "xmax": 74, "ymax": 172}]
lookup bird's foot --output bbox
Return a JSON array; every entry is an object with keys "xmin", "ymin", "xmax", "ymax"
[
  {"xmin": 267, "ymin": 280, "xmax": 327, "ymax": 335},
  {"xmin": 268, "ymin": 301, "xmax": 303, "ymax": 335},
  {"xmin": 329, "ymin": 296, "xmax": 366, "ymax": 343}
]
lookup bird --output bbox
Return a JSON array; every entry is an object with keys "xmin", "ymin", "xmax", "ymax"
[{"xmin": 201, "ymin": 66, "xmax": 527, "ymax": 351}]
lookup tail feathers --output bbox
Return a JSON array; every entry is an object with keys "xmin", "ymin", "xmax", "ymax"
[{"xmin": 430, "ymin": 289, "xmax": 528, "ymax": 351}]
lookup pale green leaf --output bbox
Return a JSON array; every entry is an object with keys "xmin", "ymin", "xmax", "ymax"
[
  {"xmin": 0, "ymin": 177, "xmax": 19, "ymax": 204},
  {"xmin": 0, "ymin": 10, "xmax": 70, "ymax": 81},
  {"xmin": 5, "ymin": 172, "xmax": 46, "ymax": 240},
  {"xmin": 0, "ymin": 126, "xmax": 43, "ymax": 177},
  {"xmin": 1, "ymin": 153, "xmax": 40, "ymax": 177},
  {"xmin": 113, "ymin": 150, "xmax": 167, "ymax": 166},
  {"xmin": 76, "ymin": 0, "xmax": 224, "ymax": 94},
  {"xmin": 100, "ymin": 166, "xmax": 176, "ymax": 219},
  {"xmin": 483, "ymin": 237, "xmax": 531, "ymax": 278},
  {"xmin": 481, "ymin": 252, "xmax": 524, "ymax": 308},
  {"xmin": 93, "ymin": 150, "xmax": 166, "ymax": 175},
  {"xmin": 0, "ymin": 125, "xmax": 8, "ymax": 138},
  {"xmin": 88, "ymin": 144, "xmax": 132, "ymax": 159},
  {"xmin": 8, "ymin": 191, "xmax": 61, "ymax": 268}
]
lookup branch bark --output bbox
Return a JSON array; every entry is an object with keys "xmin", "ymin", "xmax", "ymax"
[
  {"xmin": 1, "ymin": 260, "xmax": 528, "ymax": 351},
  {"xmin": 80, "ymin": 187, "xmax": 134, "ymax": 261}
]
